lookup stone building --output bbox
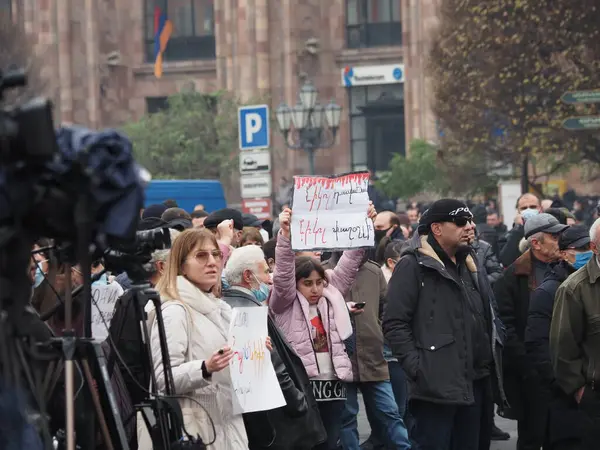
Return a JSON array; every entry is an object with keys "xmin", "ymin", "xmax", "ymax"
[{"xmin": 2, "ymin": 0, "xmax": 440, "ymax": 198}]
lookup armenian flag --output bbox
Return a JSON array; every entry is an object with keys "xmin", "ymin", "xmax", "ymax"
[{"xmin": 154, "ymin": 7, "xmax": 173, "ymax": 78}]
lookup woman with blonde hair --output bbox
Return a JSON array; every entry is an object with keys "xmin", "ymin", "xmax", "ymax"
[{"xmin": 145, "ymin": 228, "xmax": 249, "ymax": 449}]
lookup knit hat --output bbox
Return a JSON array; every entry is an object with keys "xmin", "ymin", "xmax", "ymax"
[
  {"xmin": 142, "ymin": 203, "xmax": 168, "ymax": 220},
  {"xmin": 419, "ymin": 199, "xmax": 473, "ymax": 228},
  {"xmin": 203, "ymin": 208, "xmax": 244, "ymax": 231}
]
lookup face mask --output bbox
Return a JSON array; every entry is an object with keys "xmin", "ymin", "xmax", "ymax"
[
  {"xmin": 573, "ymin": 251, "xmax": 593, "ymax": 270},
  {"xmin": 33, "ymin": 266, "xmax": 45, "ymax": 288},
  {"xmin": 374, "ymin": 228, "xmax": 391, "ymax": 244},
  {"xmin": 521, "ymin": 208, "xmax": 539, "ymax": 222},
  {"xmin": 251, "ymin": 274, "xmax": 271, "ymax": 303},
  {"xmin": 92, "ymin": 273, "xmax": 109, "ymax": 286}
]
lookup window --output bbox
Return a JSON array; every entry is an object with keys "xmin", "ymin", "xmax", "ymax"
[
  {"xmin": 346, "ymin": 0, "xmax": 402, "ymax": 49},
  {"xmin": 145, "ymin": 0, "xmax": 215, "ymax": 63},
  {"xmin": 0, "ymin": 0, "xmax": 11, "ymax": 14},
  {"xmin": 146, "ymin": 96, "xmax": 169, "ymax": 114},
  {"xmin": 348, "ymin": 84, "xmax": 405, "ymax": 172}
]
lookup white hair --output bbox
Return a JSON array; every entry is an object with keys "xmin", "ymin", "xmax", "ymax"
[
  {"xmin": 590, "ymin": 218, "xmax": 600, "ymax": 244},
  {"xmin": 224, "ymin": 245, "xmax": 265, "ymax": 286},
  {"xmin": 150, "ymin": 229, "xmax": 181, "ymax": 263}
]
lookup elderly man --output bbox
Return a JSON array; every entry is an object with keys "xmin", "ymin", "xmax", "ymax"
[
  {"xmin": 494, "ymin": 213, "xmax": 568, "ymax": 450},
  {"xmin": 550, "ymin": 218, "xmax": 600, "ymax": 450},
  {"xmin": 222, "ymin": 245, "xmax": 325, "ymax": 450},
  {"xmin": 384, "ymin": 199, "xmax": 503, "ymax": 450}
]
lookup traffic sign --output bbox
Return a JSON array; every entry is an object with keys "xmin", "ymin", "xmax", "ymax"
[
  {"xmin": 240, "ymin": 174, "xmax": 272, "ymax": 199},
  {"xmin": 238, "ymin": 105, "xmax": 270, "ymax": 150},
  {"xmin": 562, "ymin": 116, "xmax": 600, "ymax": 130},
  {"xmin": 241, "ymin": 198, "xmax": 272, "ymax": 220},
  {"xmin": 239, "ymin": 149, "xmax": 271, "ymax": 174},
  {"xmin": 561, "ymin": 91, "xmax": 600, "ymax": 104}
]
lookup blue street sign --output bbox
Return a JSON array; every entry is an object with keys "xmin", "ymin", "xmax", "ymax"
[{"xmin": 238, "ymin": 105, "xmax": 270, "ymax": 150}]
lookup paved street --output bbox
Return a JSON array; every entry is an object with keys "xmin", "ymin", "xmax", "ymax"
[{"xmin": 356, "ymin": 395, "xmax": 518, "ymax": 449}]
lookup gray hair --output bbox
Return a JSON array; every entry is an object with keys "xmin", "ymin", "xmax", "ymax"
[
  {"xmin": 150, "ymin": 229, "xmax": 181, "ymax": 264},
  {"xmin": 224, "ymin": 245, "xmax": 266, "ymax": 286},
  {"xmin": 527, "ymin": 231, "xmax": 544, "ymax": 246},
  {"xmin": 590, "ymin": 218, "xmax": 600, "ymax": 244}
]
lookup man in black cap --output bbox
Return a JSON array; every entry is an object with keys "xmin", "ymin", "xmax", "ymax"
[
  {"xmin": 203, "ymin": 208, "xmax": 244, "ymax": 247},
  {"xmin": 383, "ymin": 199, "xmax": 503, "ymax": 450},
  {"xmin": 525, "ymin": 225, "xmax": 590, "ymax": 450},
  {"xmin": 493, "ymin": 213, "xmax": 568, "ymax": 450}
]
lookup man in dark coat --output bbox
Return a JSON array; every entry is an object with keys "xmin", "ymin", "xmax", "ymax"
[
  {"xmin": 222, "ymin": 245, "xmax": 325, "ymax": 450},
  {"xmin": 493, "ymin": 213, "xmax": 568, "ymax": 450},
  {"xmin": 498, "ymin": 194, "xmax": 542, "ymax": 267},
  {"xmin": 525, "ymin": 225, "xmax": 591, "ymax": 449},
  {"xmin": 384, "ymin": 199, "xmax": 505, "ymax": 450}
]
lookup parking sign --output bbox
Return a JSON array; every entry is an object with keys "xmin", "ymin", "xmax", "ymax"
[{"xmin": 239, "ymin": 105, "xmax": 270, "ymax": 150}]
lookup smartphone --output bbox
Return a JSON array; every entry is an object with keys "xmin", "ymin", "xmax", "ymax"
[{"xmin": 354, "ymin": 302, "xmax": 366, "ymax": 309}]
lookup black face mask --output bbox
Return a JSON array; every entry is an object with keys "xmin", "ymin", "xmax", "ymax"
[{"xmin": 375, "ymin": 228, "xmax": 391, "ymax": 244}]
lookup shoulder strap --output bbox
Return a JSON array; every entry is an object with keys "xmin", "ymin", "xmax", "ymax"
[{"xmin": 162, "ymin": 300, "xmax": 195, "ymax": 362}]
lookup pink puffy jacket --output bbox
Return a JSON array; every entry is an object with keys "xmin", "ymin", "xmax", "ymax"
[{"xmin": 269, "ymin": 233, "xmax": 364, "ymax": 381}]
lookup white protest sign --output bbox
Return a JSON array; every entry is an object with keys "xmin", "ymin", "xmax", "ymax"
[
  {"xmin": 291, "ymin": 171, "xmax": 375, "ymax": 250},
  {"xmin": 228, "ymin": 307, "xmax": 285, "ymax": 414},
  {"xmin": 91, "ymin": 282, "xmax": 124, "ymax": 340}
]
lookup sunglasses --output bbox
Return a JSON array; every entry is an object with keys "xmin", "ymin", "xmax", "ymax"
[
  {"xmin": 193, "ymin": 250, "xmax": 223, "ymax": 263},
  {"xmin": 451, "ymin": 217, "xmax": 474, "ymax": 228}
]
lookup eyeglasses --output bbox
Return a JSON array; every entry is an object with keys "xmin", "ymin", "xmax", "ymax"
[
  {"xmin": 193, "ymin": 250, "xmax": 223, "ymax": 263},
  {"xmin": 452, "ymin": 217, "xmax": 474, "ymax": 228}
]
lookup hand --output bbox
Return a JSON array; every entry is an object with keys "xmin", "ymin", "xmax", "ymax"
[
  {"xmin": 367, "ymin": 201, "xmax": 377, "ymax": 221},
  {"xmin": 575, "ymin": 385, "xmax": 585, "ymax": 404},
  {"xmin": 514, "ymin": 214, "xmax": 524, "ymax": 226},
  {"xmin": 217, "ymin": 219, "xmax": 234, "ymax": 246},
  {"xmin": 205, "ymin": 346, "xmax": 234, "ymax": 374},
  {"xmin": 265, "ymin": 336, "xmax": 273, "ymax": 352},
  {"xmin": 279, "ymin": 208, "xmax": 291, "ymax": 237},
  {"xmin": 347, "ymin": 302, "xmax": 364, "ymax": 315}
]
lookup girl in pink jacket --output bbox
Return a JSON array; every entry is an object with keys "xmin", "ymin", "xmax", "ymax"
[{"xmin": 269, "ymin": 205, "xmax": 375, "ymax": 450}]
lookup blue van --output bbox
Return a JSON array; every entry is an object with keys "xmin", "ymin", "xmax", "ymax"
[{"xmin": 144, "ymin": 180, "xmax": 227, "ymax": 213}]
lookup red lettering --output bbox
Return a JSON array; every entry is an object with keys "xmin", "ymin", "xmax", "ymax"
[{"xmin": 298, "ymin": 218, "xmax": 327, "ymax": 246}]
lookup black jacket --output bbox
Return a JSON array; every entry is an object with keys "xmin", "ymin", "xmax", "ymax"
[
  {"xmin": 471, "ymin": 239, "xmax": 503, "ymax": 286},
  {"xmin": 221, "ymin": 287, "xmax": 326, "ymax": 450},
  {"xmin": 383, "ymin": 234, "xmax": 505, "ymax": 406},
  {"xmin": 498, "ymin": 224, "xmax": 524, "ymax": 267}
]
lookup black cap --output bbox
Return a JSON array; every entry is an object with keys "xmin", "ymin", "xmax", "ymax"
[
  {"xmin": 559, "ymin": 225, "xmax": 590, "ymax": 250},
  {"xmin": 418, "ymin": 199, "xmax": 472, "ymax": 228},
  {"xmin": 203, "ymin": 208, "xmax": 244, "ymax": 231},
  {"xmin": 242, "ymin": 213, "xmax": 263, "ymax": 228}
]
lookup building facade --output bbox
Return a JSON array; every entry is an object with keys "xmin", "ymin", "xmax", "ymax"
[{"xmin": 4, "ymin": 0, "xmax": 441, "ymax": 197}]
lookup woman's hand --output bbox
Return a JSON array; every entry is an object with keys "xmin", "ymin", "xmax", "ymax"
[
  {"xmin": 265, "ymin": 336, "xmax": 273, "ymax": 352},
  {"xmin": 217, "ymin": 219, "xmax": 234, "ymax": 246},
  {"xmin": 205, "ymin": 346, "xmax": 234, "ymax": 374},
  {"xmin": 279, "ymin": 208, "xmax": 292, "ymax": 238},
  {"xmin": 367, "ymin": 201, "xmax": 377, "ymax": 222}
]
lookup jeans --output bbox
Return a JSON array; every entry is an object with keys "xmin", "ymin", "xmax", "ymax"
[
  {"xmin": 314, "ymin": 400, "xmax": 346, "ymax": 450},
  {"xmin": 340, "ymin": 381, "xmax": 411, "ymax": 450},
  {"xmin": 411, "ymin": 377, "xmax": 490, "ymax": 450}
]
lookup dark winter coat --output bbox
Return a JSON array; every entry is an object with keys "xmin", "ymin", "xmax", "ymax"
[
  {"xmin": 498, "ymin": 224, "xmax": 525, "ymax": 268},
  {"xmin": 383, "ymin": 233, "xmax": 506, "ymax": 406},
  {"xmin": 221, "ymin": 287, "xmax": 326, "ymax": 450},
  {"xmin": 471, "ymin": 238, "xmax": 503, "ymax": 286}
]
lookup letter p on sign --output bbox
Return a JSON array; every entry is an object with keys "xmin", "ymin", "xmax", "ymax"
[{"xmin": 239, "ymin": 105, "xmax": 270, "ymax": 150}]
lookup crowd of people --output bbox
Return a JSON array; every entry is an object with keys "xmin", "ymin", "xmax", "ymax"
[{"xmin": 26, "ymin": 191, "xmax": 600, "ymax": 450}]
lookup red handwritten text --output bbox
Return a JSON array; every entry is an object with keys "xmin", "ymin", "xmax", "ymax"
[{"xmin": 298, "ymin": 218, "xmax": 327, "ymax": 247}]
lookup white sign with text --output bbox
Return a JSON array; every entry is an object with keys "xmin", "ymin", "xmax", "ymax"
[
  {"xmin": 291, "ymin": 171, "xmax": 374, "ymax": 251},
  {"xmin": 228, "ymin": 307, "xmax": 285, "ymax": 414},
  {"xmin": 91, "ymin": 282, "xmax": 124, "ymax": 340}
]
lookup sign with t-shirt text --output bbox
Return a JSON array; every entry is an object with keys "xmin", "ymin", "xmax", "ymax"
[
  {"xmin": 228, "ymin": 307, "xmax": 285, "ymax": 414},
  {"xmin": 91, "ymin": 282, "xmax": 124, "ymax": 340},
  {"xmin": 291, "ymin": 171, "xmax": 375, "ymax": 250}
]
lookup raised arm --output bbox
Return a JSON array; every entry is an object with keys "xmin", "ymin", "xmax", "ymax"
[{"xmin": 269, "ymin": 208, "xmax": 299, "ymax": 315}]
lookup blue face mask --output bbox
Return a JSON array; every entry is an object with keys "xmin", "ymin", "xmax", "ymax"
[
  {"xmin": 33, "ymin": 266, "xmax": 45, "ymax": 288},
  {"xmin": 92, "ymin": 273, "xmax": 109, "ymax": 286},
  {"xmin": 574, "ymin": 251, "xmax": 593, "ymax": 270},
  {"xmin": 521, "ymin": 208, "xmax": 540, "ymax": 222},
  {"xmin": 251, "ymin": 274, "xmax": 271, "ymax": 303}
]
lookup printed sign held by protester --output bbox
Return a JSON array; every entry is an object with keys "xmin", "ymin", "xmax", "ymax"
[
  {"xmin": 91, "ymin": 282, "xmax": 124, "ymax": 340},
  {"xmin": 228, "ymin": 307, "xmax": 285, "ymax": 414},
  {"xmin": 291, "ymin": 171, "xmax": 374, "ymax": 250}
]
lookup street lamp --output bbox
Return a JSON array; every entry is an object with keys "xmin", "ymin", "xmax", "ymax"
[{"xmin": 275, "ymin": 81, "xmax": 342, "ymax": 175}]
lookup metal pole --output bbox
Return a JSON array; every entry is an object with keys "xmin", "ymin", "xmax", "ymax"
[
  {"xmin": 521, "ymin": 153, "xmax": 529, "ymax": 194},
  {"xmin": 307, "ymin": 146, "xmax": 316, "ymax": 175}
]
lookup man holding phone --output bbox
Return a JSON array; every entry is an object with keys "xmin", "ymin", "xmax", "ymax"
[{"xmin": 324, "ymin": 251, "xmax": 411, "ymax": 450}]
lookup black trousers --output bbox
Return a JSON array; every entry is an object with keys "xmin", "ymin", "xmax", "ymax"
[
  {"xmin": 411, "ymin": 377, "xmax": 491, "ymax": 450},
  {"xmin": 579, "ymin": 388, "xmax": 600, "ymax": 450}
]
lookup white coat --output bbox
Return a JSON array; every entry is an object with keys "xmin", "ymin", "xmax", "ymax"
[{"xmin": 147, "ymin": 276, "xmax": 248, "ymax": 450}]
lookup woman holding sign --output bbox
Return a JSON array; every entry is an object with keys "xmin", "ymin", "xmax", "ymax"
[{"xmin": 270, "ymin": 205, "xmax": 376, "ymax": 450}]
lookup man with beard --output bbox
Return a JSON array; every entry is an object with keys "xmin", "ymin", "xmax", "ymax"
[
  {"xmin": 493, "ymin": 213, "xmax": 568, "ymax": 450},
  {"xmin": 384, "ymin": 199, "xmax": 502, "ymax": 450}
]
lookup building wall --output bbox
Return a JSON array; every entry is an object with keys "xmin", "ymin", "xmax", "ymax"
[{"xmin": 12, "ymin": 0, "xmax": 438, "ymax": 199}]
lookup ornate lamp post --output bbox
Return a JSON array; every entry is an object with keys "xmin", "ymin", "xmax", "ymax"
[{"xmin": 274, "ymin": 81, "xmax": 342, "ymax": 175}]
